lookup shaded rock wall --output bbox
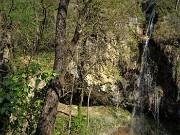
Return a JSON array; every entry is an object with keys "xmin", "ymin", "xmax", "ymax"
[
  {"xmin": 137, "ymin": 0, "xmax": 180, "ymax": 122},
  {"xmin": 146, "ymin": 40, "xmax": 179, "ymax": 122}
]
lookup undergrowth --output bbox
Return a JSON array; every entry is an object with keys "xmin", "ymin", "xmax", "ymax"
[{"xmin": 54, "ymin": 107, "xmax": 130, "ymax": 135}]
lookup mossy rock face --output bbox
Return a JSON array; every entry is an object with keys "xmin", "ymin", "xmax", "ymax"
[
  {"xmin": 81, "ymin": 28, "xmax": 139, "ymax": 106},
  {"xmin": 59, "ymin": 0, "xmax": 145, "ymax": 107}
]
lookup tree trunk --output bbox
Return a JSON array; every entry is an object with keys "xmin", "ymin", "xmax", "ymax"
[
  {"xmin": 0, "ymin": 31, "xmax": 12, "ymax": 135},
  {"xmin": 35, "ymin": 0, "xmax": 70, "ymax": 135},
  {"xmin": 0, "ymin": 7, "xmax": 13, "ymax": 132},
  {"xmin": 71, "ymin": 0, "xmax": 92, "ymax": 45}
]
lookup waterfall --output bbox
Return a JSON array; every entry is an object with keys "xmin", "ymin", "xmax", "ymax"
[
  {"xmin": 133, "ymin": 9, "xmax": 159, "ymax": 118},
  {"xmin": 132, "ymin": 9, "xmax": 163, "ymax": 126},
  {"xmin": 130, "ymin": 1, "xmax": 180, "ymax": 135},
  {"xmin": 138, "ymin": 9, "xmax": 162, "ymax": 120},
  {"xmin": 130, "ymin": 6, "xmax": 168, "ymax": 135},
  {"xmin": 145, "ymin": 9, "xmax": 155, "ymax": 46}
]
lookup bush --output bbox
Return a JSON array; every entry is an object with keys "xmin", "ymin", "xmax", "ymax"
[{"xmin": 0, "ymin": 62, "xmax": 57, "ymax": 134}]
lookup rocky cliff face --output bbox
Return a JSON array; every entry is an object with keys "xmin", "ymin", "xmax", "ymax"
[
  {"xmin": 82, "ymin": 30, "xmax": 138, "ymax": 106},
  {"xmin": 149, "ymin": 41, "xmax": 180, "ymax": 122},
  {"xmin": 63, "ymin": 0, "xmax": 180, "ymax": 123}
]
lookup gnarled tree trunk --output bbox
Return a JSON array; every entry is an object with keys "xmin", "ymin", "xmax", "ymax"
[{"xmin": 35, "ymin": 0, "xmax": 70, "ymax": 135}]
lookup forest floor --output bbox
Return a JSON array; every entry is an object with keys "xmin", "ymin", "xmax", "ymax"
[{"xmin": 55, "ymin": 103, "xmax": 132, "ymax": 135}]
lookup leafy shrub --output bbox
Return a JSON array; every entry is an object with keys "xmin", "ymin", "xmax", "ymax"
[
  {"xmin": 71, "ymin": 114, "xmax": 89, "ymax": 135},
  {"xmin": 0, "ymin": 62, "xmax": 57, "ymax": 134}
]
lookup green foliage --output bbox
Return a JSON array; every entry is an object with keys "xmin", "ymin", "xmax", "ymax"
[
  {"xmin": 71, "ymin": 114, "xmax": 88, "ymax": 135},
  {"xmin": 0, "ymin": 62, "xmax": 57, "ymax": 134},
  {"xmin": 154, "ymin": 0, "xmax": 180, "ymax": 40},
  {"xmin": 90, "ymin": 0, "xmax": 145, "ymax": 36},
  {"xmin": 55, "ymin": 115, "xmax": 89, "ymax": 135},
  {"xmin": 55, "ymin": 116, "xmax": 69, "ymax": 135},
  {"xmin": 0, "ymin": 0, "xmax": 59, "ymax": 53},
  {"xmin": 54, "ymin": 106, "xmax": 131, "ymax": 135}
]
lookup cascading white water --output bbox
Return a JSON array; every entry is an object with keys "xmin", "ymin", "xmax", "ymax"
[
  {"xmin": 137, "ymin": 9, "xmax": 162, "ymax": 120},
  {"xmin": 133, "ymin": 9, "xmax": 159, "ymax": 117},
  {"xmin": 130, "ymin": 7, "xmax": 168, "ymax": 135},
  {"xmin": 128, "ymin": 1, "xmax": 180, "ymax": 134}
]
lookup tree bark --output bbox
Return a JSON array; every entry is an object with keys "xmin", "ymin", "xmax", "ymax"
[
  {"xmin": 0, "ymin": 7, "xmax": 12, "ymax": 133},
  {"xmin": 71, "ymin": 0, "xmax": 92, "ymax": 45},
  {"xmin": 35, "ymin": 0, "xmax": 70, "ymax": 135},
  {"xmin": 0, "ymin": 31, "xmax": 12, "ymax": 135}
]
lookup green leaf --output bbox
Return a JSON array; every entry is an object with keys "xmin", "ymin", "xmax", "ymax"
[
  {"xmin": 36, "ymin": 100, "xmax": 42, "ymax": 106},
  {"xmin": 52, "ymin": 72, "xmax": 58, "ymax": 77},
  {"xmin": 0, "ymin": 108, "xmax": 6, "ymax": 114},
  {"xmin": 6, "ymin": 94, "xmax": 11, "ymax": 101},
  {"xmin": 17, "ymin": 92, "xmax": 23, "ymax": 97},
  {"xmin": 21, "ymin": 73, "xmax": 26, "ymax": 78},
  {"xmin": 0, "ymin": 97, "xmax": 4, "ymax": 104},
  {"xmin": 44, "ymin": 70, "xmax": 51, "ymax": 75},
  {"xmin": 12, "ymin": 76, "xmax": 19, "ymax": 82},
  {"xmin": 36, "ymin": 78, "xmax": 41, "ymax": 86},
  {"xmin": 3, "ymin": 79, "xmax": 12, "ymax": 86},
  {"xmin": 15, "ymin": 87, "xmax": 21, "ymax": 92}
]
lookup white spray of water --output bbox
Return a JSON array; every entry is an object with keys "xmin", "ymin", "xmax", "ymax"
[
  {"xmin": 129, "ymin": 1, "xmax": 175, "ymax": 134},
  {"xmin": 132, "ymin": 7, "xmax": 164, "ymax": 124}
]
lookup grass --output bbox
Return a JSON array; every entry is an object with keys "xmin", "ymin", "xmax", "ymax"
[
  {"xmin": 54, "ymin": 104, "xmax": 131, "ymax": 135},
  {"xmin": 12, "ymin": 52, "xmax": 54, "ymax": 72}
]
